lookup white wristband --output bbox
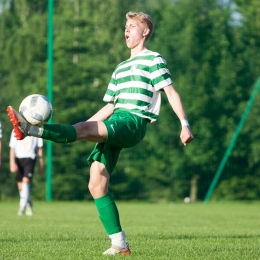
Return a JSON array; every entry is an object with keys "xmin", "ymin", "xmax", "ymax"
[{"xmin": 181, "ymin": 119, "xmax": 189, "ymax": 126}]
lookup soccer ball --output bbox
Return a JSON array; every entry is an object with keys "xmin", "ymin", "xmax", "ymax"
[
  {"xmin": 184, "ymin": 197, "xmax": 191, "ymax": 203},
  {"xmin": 19, "ymin": 94, "xmax": 52, "ymax": 126}
]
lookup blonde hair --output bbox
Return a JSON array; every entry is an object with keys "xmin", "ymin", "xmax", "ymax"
[{"xmin": 126, "ymin": 12, "xmax": 154, "ymax": 41}]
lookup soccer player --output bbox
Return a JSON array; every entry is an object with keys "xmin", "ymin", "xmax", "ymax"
[
  {"xmin": 0, "ymin": 121, "xmax": 2, "ymax": 167},
  {"xmin": 9, "ymin": 130, "xmax": 44, "ymax": 216},
  {"xmin": 7, "ymin": 12, "xmax": 193, "ymax": 254}
]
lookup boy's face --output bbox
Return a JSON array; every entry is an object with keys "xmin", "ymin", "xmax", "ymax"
[{"xmin": 125, "ymin": 18, "xmax": 148, "ymax": 49}]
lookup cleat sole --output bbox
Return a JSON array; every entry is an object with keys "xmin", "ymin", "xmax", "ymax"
[{"xmin": 7, "ymin": 106, "xmax": 25, "ymax": 140}]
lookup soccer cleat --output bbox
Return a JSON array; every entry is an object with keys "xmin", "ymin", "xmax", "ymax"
[
  {"xmin": 17, "ymin": 209, "xmax": 25, "ymax": 216},
  {"xmin": 7, "ymin": 106, "xmax": 30, "ymax": 140},
  {"xmin": 102, "ymin": 243, "xmax": 131, "ymax": 255},
  {"xmin": 25, "ymin": 205, "xmax": 33, "ymax": 216}
]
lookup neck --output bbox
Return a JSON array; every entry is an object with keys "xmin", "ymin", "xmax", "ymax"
[{"xmin": 130, "ymin": 44, "xmax": 147, "ymax": 59}]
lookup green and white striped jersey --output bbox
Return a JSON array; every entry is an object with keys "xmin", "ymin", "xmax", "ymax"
[{"xmin": 103, "ymin": 49, "xmax": 173, "ymax": 122}]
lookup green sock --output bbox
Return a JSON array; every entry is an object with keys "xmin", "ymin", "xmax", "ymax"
[
  {"xmin": 41, "ymin": 124, "xmax": 77, "ymax": 143},
  {"xmin": 94, "ymin": 192, "xmax": 122, "ymax": 235}
]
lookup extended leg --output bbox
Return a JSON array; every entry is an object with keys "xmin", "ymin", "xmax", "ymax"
[{"xmin": 7, "ymin": 106, "xmax": 107, "ymax": 143}]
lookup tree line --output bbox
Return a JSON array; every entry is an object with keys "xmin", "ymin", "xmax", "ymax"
[{"xmin": 0, "ymin": 0, "xmax": 260, "ymax": 201}]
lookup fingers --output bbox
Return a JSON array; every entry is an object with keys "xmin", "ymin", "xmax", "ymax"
[{"xmin": 180, "ymin": 133, "xmax": 194, "ymax": 146}]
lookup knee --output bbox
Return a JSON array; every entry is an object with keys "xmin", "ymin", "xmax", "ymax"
[
  {"xmin": 88, "ymin": 181, "xmax": 104, "ymax": 198},
  {"xmin": 88, "ymin": 181, "xmax": 95, "ymax": 195},
  {"xmin": 88, "ymin": 177, "xmax": 109, "ymax": 198},
  {"xmin": 88, "ymin": 161, "xmax": 110, "ymax": 198}
]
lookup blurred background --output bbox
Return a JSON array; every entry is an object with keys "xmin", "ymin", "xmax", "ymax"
[{"xmin": 0, "ymin": 0, "xmax": 260, "ymax": 202}]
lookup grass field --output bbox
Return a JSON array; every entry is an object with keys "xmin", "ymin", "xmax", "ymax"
[{"xmin": 0, "ymin": 201, "xmax": 259, "ymax": 260}]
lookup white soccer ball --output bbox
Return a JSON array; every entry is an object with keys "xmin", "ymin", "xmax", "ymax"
[
  {"xmin": 184, "ymin": 197, "xmax": 191, "ymax": 203},
  {"xmin": 19, "ymin": 94, "xmax": 52, "ymax": 126}
]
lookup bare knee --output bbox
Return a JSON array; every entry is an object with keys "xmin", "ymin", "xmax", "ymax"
[
  {"xmin": 88, "ymin": 162, "xmax": 110, "ymax": 198},
  {"xmin": 88, "ymin": 182, "xmax": 101, "ymax": 197},
  {"xmin": 88, "ymin": 179, "xmax": 109, "ymax": 198}
]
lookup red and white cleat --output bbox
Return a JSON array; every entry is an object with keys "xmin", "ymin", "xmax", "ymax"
[
  {"xmin": 7, "ymin": 106, "xmax": 29, "ymax": 140},
  {"xmin": 102, "ymin": 243, "xmax": 131, "ymax": 255}
]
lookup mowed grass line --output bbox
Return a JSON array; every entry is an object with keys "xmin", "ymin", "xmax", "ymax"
[{"xmin": 0, "ymin": 201, "xmax": 259, "ymax": 260}]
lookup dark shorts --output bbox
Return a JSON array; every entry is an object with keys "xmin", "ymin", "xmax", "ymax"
[
  {"xmin": 15, "ymin": 157, "xmax": 36, "ymax": 182},
  {"xmin": 87, "ymin": 110, "xmax": 147, "ymax": 174}
]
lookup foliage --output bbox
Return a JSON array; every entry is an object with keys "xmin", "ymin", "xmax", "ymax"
[
  {"xmin": 212, "ymin": 175, "xmax": 260, "ymax": 200},
  {"xmin": 0, "ymin": 0, "xmax": 260, "ymax": 201}
]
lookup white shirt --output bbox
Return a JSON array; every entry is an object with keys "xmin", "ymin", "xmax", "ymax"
[
  {"xmin": 9, "ymin": 131, "xmax": 43, "ymax": 159},
  {"xmin": 0, "ymin": 121, "xmax": 2, "ymax": 139}
]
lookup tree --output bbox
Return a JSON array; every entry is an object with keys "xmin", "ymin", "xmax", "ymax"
[{"xmin": 1, "ymin": 0, "xmax": 260, "ymax": 201}]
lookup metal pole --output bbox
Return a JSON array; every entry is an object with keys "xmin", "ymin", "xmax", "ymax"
[
  {"xmin": 204, "ymin": 77, "xmax": 260, "ymax": 202},
  {"xmin": 46, "ymin": 0, "xmax": 53, "ymax": 201}
]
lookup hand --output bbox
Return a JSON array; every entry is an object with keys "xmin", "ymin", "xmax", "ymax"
[
  {"xmin": 10, "ymin": 164, "xmax": 18, "ymax": 173},
  {"xmin": 180, "ymin": 126, "xmax": 194, "ymax": 146},
  {"xmin": 38, "ymin": 165, "xmax": 44, "ymax": 174}
]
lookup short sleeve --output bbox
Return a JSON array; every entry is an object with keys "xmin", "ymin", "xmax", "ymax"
[
  {"xmin": 37, "ymin": 138, "xmax": 43, "ymax": 148},
  {"xmin": 150, "ymin": 55, "xmax": 173, "ymax": 91},
  {"xmin": 0, "ymin": 122, "xmax": 2, "ymax": 139},
  {"xmin": 103, "ymin": 71, "xmax": 116, "ymax": 103}
]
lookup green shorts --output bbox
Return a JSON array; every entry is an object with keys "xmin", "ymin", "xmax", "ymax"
[{"xmin": 87, "ymin": 110, "xmax": 147, "ymax": 174}]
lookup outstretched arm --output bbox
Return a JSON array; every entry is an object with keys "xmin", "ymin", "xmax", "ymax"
[
  {"xmin": 164, "ymin": 85, "xmax": 194, "ymax": 146},
  {"xmin": 10, "ymin": 147, "xmax": 18, "ymax": 173},
  {"xmin": 37, "ymin": 147, "xmax": 44, "ymax": 174}
]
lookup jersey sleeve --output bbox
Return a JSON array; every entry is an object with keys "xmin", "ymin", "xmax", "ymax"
[
  {"xmin": 9, "ymin": 131, "xmax": 16, "ymax": 148},
  {"xmin": 0, "ymin": 121, "xmax": 2, "ymax": 139},
  {"xmin": 37, "ymin": 138, "xmax": 43, "ymax": 148},
  {"xmin": 103, "ymin": 71, "xmax": 116, "ymax": 103},
  {"xmin": 150, "ymin": 55, "xmax": 173, "ymax": 91}
]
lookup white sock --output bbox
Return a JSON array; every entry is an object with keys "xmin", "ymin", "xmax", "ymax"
[
  {"xmin": 28, "ymin": 125, "xmax": 43, "ymax": 137},
  {"xmin": 19, "ymin": 183, "xmax": 30, "ymax": 211},
  {"xmin": 109, "ymin": 231, "xmax": 127, "ymax": 248}
]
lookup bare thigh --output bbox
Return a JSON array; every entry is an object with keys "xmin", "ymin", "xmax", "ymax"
[{"xmin": 74, "ymin": 121, "xmax": 108, "ymax": 143}]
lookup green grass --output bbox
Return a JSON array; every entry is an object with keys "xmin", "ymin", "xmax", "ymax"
[{"xmin": 0, "ymin": 201, "xmax": 259, "ymax": 259}]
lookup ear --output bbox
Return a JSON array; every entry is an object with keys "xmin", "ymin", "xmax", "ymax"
[{"xmin": 143, "ymin": 28, "xmax": 150, "ymax": 37}]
